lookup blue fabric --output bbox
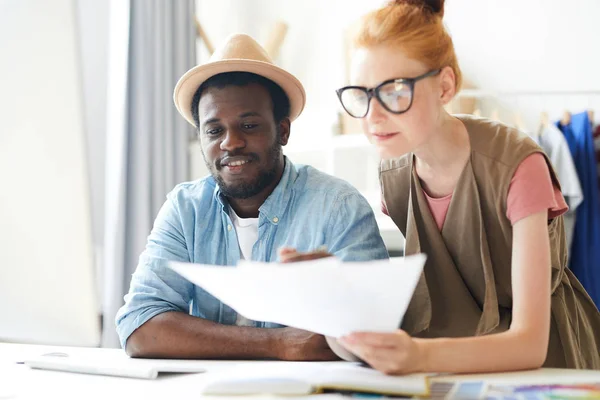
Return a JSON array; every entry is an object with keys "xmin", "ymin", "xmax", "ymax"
[
  {"xmin": 556, "ymin": 113, "xmax": 600, "ymax": 306},
  {"xmin": 115, "ymin": 157, "xmax": 389, "ymax": 348}
]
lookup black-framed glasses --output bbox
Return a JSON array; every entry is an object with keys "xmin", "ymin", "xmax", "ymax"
[{"xmin": 336, "ymin": 69, "xmax": 441, "ymax": 119}]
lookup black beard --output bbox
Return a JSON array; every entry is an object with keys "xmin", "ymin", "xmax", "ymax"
[
  {"xmin": 215, "ymin": 161, "xmax": 278, "ymax": 199},
  {"xmin": 206, "ymin": 140, "xmax": 283, "ymax": 200}
]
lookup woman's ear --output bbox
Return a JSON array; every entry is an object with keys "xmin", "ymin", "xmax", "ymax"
[{"xmin": 439, "ymin": 66, "xmax": 457, "ymax": 105}]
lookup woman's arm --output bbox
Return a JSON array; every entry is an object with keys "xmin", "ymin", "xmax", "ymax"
[{"xmin": 339, "ymin": 210, "xmax": 551, "ymax": 375}]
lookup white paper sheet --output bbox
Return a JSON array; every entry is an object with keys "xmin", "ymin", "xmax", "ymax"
[{"xmin": 169, "ymin": 254, "xmax": 426, "ymax": 338}]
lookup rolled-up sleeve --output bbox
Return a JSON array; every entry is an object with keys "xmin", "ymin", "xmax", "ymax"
[{"xmin": 115, "ymin": 193, "xmax": 193, "ymax": 349}]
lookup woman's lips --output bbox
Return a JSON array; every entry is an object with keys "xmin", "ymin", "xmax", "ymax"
[{"xmin": 371, "ymin": 132, "xmax": 399, "ymax": 142}]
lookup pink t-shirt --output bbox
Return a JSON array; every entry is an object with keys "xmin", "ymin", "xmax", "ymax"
[{"xmin": 382, "ymin": 153, "xmax": 569, "ymax": 230}]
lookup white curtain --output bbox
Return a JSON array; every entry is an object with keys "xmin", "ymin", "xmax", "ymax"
[{"xmin": 102, "ymin": 0, "xmax": 196, "ymax": 348}]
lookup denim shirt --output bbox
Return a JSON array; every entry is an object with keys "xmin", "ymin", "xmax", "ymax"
[{"xmin": 115, "ymin": 158, "xmax": 388, "ymax": 349}]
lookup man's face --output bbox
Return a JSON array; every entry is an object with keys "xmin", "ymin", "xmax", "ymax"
[{"xmin": 197, "ymin": 83, "xmax": 290, "ymax": 199}]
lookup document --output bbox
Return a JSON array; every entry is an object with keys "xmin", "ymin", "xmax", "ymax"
[
  {"xmin": 169, "ymin": 254, "xmax": 426, "ymax": 338},
  {"xmin": 24, "ymin": 350, "xmax": 209, "ymax": 379}
]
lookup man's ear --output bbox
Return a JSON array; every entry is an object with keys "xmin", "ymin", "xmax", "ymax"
[
  {"xmin": 198, "ymin": 135, "xmax": 208, "ymax": 162},
  {"xmin": 278, "ymin": 117, "xmax": 291, "ymax": 146}
]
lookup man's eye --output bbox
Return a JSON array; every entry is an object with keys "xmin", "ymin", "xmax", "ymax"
[
  {"xmin": 243, "ymin": 124, "xmax": 258, "ymax": 130},
  {"xmin": 206, "ymin": 128, "xmax": 222, "ymax": 135}
]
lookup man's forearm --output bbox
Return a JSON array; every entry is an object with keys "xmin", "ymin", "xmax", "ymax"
[{"xmin": 126, "ymin": 311, "xmax": 283, "ymax": 359}]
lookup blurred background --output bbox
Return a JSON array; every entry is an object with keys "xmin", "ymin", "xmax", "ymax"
[{"xmin": 1, "ymin": 0, "xmax": 599, "ymax": 348}]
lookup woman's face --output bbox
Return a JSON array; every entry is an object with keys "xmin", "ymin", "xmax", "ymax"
[{"xmin": 349, "ymin": 46, "xmax": 453, "ymax": 159}]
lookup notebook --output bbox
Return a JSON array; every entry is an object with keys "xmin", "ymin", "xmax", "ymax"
[{"xmin": 200, "ymin": 362, "xmax": 432, "ymax": 397}]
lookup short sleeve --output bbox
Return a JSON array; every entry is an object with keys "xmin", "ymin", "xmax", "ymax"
[{"xmin": 506, "ymin": 153, "xmax": 569, "ymax": 225}]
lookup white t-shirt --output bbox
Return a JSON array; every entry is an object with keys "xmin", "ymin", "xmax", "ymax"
[
  {"xmin": 229, "ymin": 208, "xmax": 259, "ymax": 326},
  {"xmin": 229, "ymin": 209, "xmax": 259, "ymax": 261}
]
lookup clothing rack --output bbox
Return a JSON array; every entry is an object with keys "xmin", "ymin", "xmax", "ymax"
[
  {"xmin": 453, "ymin": 89, "xmax": 600, "ymax": 125},
  {"xmin": 457, "ymin": 89, "xmax": 600, "ymax": 98}
]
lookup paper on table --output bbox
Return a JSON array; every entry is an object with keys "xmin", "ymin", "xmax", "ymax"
[
  {"xmin": 23, "ymin": 351, "xmax": 210, "ymax": 379},
  {"xmin": 169, "ymin": 254, "xmax": 426, "ymax": 338}
]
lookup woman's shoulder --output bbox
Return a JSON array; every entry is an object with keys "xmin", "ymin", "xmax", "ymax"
[{"xmin": 457, "ymin": 114, "xmax": 541, "ymax": 168}]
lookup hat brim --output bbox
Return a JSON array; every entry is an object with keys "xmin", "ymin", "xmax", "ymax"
[{"xmin": 173, "ymin": 59, "xmax": 306, "ymax": 127}]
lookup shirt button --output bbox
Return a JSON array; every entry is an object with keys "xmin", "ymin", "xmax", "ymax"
[
  {"xmin": 227, "ymin": 224, "xmax": 232, "ymax": 231},
  {"xmin": 272, "ymin": 217, "xmax": 279, "ymax": 223}
]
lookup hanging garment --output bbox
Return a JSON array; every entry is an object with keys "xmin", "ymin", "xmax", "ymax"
[
  {"xmin": 534, "ymin": 124, "xmax": 583, "ymax": 251},
  {"xmin": 557, "ymin": 112, "xmax": 600, "ymax": 307},
  {"xmin": 380, "ymin": 115, "xmax": 600, "ymax": 369},
  {"xmin": 594, "ymin": 124, "xmax": 600, "ymax": 194}
]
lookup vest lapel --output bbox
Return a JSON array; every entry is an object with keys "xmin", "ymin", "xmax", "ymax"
[
  {"xmin": 441, "ymin": 159, "xmax": 501, "ymax": 335},
  {"xmin": 402, "ymin": 165, "xmax": 432, "ymax": 334}
]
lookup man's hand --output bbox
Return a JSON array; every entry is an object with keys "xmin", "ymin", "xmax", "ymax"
[
  {"xmin": 275, "ymin": 327, "xmax": 339, "ymax": 361},
  {"xmin": 278, "ymin": 247, "xmax": 332, "ymax": 263}
]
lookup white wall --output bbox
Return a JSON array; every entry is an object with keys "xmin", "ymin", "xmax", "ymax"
[
  {"xmin": 76, "ymin": 0, "xmax": 110, "ymax": 302},
  {"xmin": 76, "ymin": 0, "xmax": 109, "ymax": 262},
  {"xmin": 0, "ymin": 0, "xmax": 100, "ymax": 345},
  {"xmin": 445, "ymin": 0, "xmax": 600, "ymax": 128},
  {"xmin": 446, "ymin": 0, "xmax": 600, "ymax": 93}
]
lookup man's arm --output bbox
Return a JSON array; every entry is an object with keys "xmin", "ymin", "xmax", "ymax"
[
  {"xmin": 117, "ymin": 189, "xmax": 337, "ymax": 360},
  {"xmin": 280, "ymin": 192, "xmax": 388, "ymax": 262},
  {"xmin": 127, "ymin": 312, "xmax": 336, "ymax": 360},
  {"xmin": 325, "ymin": 192, "xmax": 388, "ymax": 261}
]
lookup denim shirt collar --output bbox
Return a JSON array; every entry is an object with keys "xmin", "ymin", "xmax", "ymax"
[{"xmin": 213, "ymin": 156, "xmax": 297, "ymax": 225}]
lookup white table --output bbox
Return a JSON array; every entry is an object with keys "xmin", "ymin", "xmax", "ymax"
[
  {"xmin": 2, "ymin": 342, "xmax": 600, "ymax": 399},
  {"xmin": 0, "ymin": 343, "xmax": 346, "ymax": 400}
]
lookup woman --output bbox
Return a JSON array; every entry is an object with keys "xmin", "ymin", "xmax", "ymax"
[{"xmin": 285, "ymin": 0, "xmax": 600, "ymax": 374}]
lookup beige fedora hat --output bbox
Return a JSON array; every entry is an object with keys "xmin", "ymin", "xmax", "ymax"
[{"xmin": 173, "ymin": 33, "xmax": 306, "ymax": 127}]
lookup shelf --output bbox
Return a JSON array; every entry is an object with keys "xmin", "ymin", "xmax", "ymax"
[
  {"xmin": 456, "ymin": 89, "xmax": 600, "ymax": 99},
  {"xmin": 286, "ymin": 133, "xmax": 372, "ymax": 154},
  {"xmin": 455, "ymin": 89, "xmax": 492, "ymax": 99}
]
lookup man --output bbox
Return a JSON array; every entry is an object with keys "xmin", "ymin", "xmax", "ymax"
[{"xmin": 116, "ymin": 34, "xmax": 388, "ymax": 360}]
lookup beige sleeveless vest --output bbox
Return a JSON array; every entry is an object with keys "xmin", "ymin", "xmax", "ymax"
[{"xmin": 380, "ymin": 115, "xmax": 600, "ymax": 369}]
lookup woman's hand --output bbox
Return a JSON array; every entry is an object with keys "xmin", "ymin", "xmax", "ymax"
[{"xmin": 339, "ymin": 330, "xmax": 426, "ymax": 375}]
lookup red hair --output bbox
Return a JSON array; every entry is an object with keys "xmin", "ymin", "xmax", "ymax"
[{"xmin": 354, "ymin": 0, "xmax": 462, "ymax": 90}]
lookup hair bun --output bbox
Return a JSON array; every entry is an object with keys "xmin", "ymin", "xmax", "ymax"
[{"xmin": 392, "ymin": 0, "xmax": 445, "ymax": 17}]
